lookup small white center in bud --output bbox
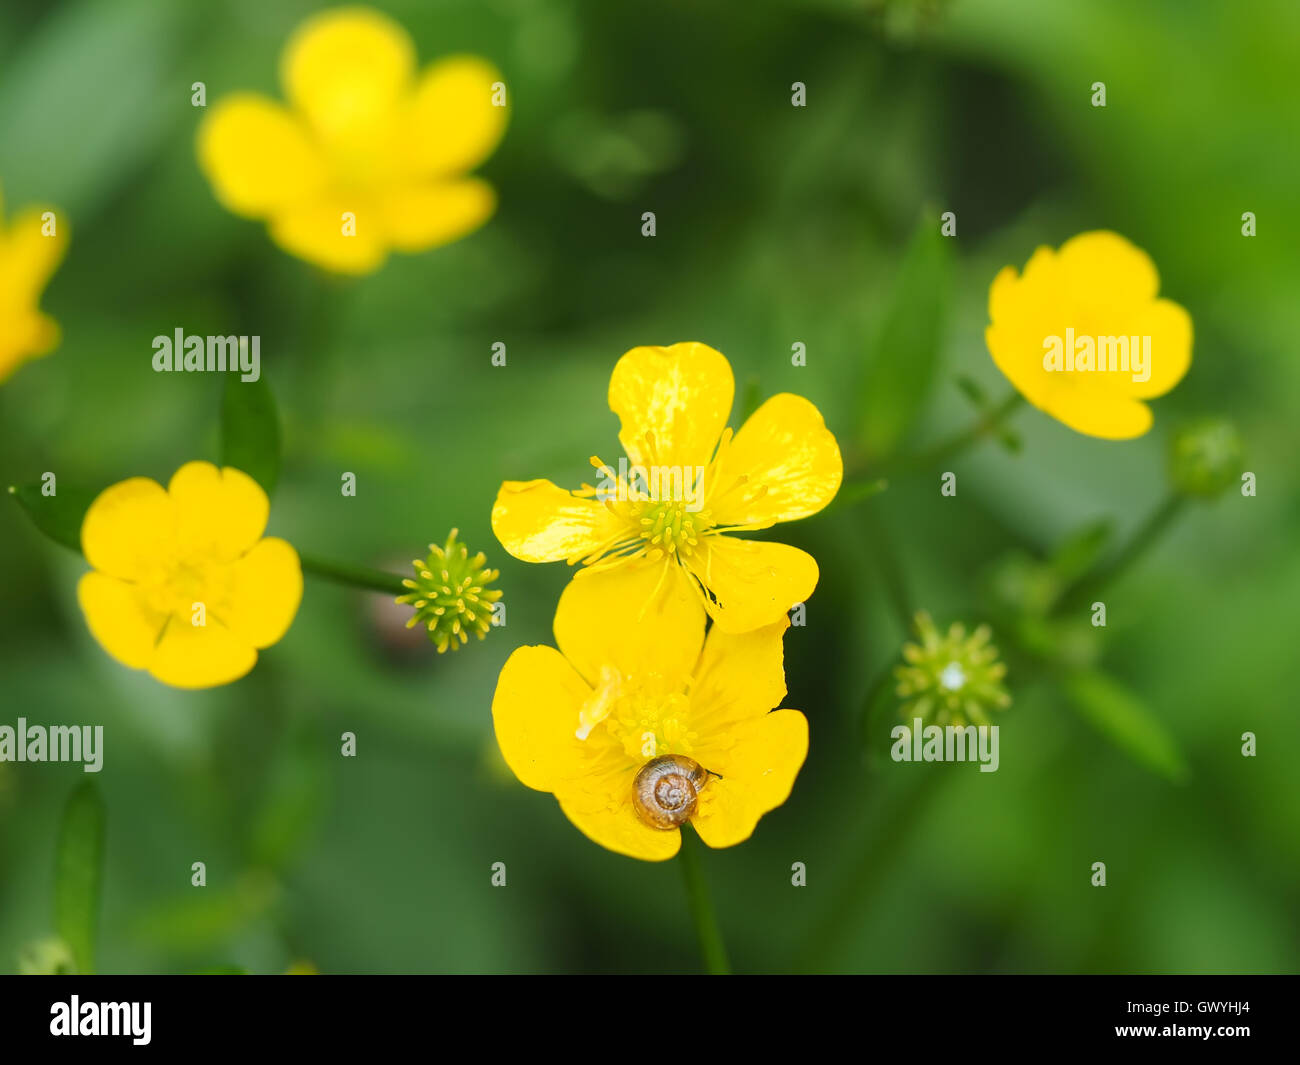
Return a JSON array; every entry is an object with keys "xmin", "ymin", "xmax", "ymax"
[{"xmin": 938, "ymin": 661, "xmax": 966, "ymax": 691}]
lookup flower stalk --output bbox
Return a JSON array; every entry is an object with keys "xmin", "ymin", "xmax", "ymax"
[
  {"xmin": 1059, "ymin": 493, "xmax": 1188, "ymax": 612},
  {"xmin": 297, "ymin": 553, "xmax": 408, "ymax": 596},
  {"xmin": 892, "ymin": 390, "xmax": 1025, "ymax": 473},
  {"xmin": 678, "ymin": 829, "xmax": 731, "ymax": 975}
]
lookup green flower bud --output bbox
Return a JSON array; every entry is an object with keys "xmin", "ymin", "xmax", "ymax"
[
  {"xmin": 1169, "ymin": 417, "xmax": 1244, "ymax": 499},
  {"xmin": 396, "ymin": 529, "xmax": 503, "ymax": 654},
  {"xmin": 895, "ymin": 611, "xmax": 1011, "ymax": 726}
]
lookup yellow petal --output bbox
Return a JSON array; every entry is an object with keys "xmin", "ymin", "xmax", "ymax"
[
  {"xmin": 1057, "ymin": 230, "xmax": 1159, "ymax": 308},
  {"xmin": 1041, "ymin": 384, "xmax": 1153, "ymax": 440},
  {"xmin": 553, "ymin": 562, "xmax": 705, "ymax": 690},
  {"xmin": 77, "ymin": 572, "xmax": 168, "ymax": 670},
  {"xmin": 690, "ymin": 617, "xmax": 788, "ymax": 734},
  {"xmin": 985, "ymin": 252, "xmax": 1063, "ymax": 409},
  {"xmin": 267, "ymin": 197, "xmax": 389, "ymax": 275},
  {"xmin": 686, "ymin": 535, "xmax": 817, "ymax": 634},
  {"xmin": 280, "ymin": 7, "xmax": 414, "ymax": 149},
  {"xmin": 711, "ymin": 393, "xmax": 842, "ymax": 527},
  {"xmin": 985, "ymin": 320, "xmax": 1052, "ymax": 407},
  {"xmin": 492, "ymin": 645, "xmax": 592, "ymax": 792},
  {"xmin": 81, "ymin": 476, "xmax": 175, "ymax": 581},
  {"xmin": 557, "ymin": 787, "xmax": 682, "ymax": 862},
  {"xmin": 988, "ymin": 248, "xmax": 1054, "ymax": 324},
  {"xmin": 1126, "ymin": 298, "xmax": 1192, "ymax": 399},
  {"xmin": 0, "ymin": 312, "xmax": 60, "ymax": 383},
  {"xmin": 196, "ymin": 94, "xmax": 327, "ymax": 218},
  {"xmin": 608, "ymin": 342, "xmax": 733, "ymax": 470},
  {"xmin": 2, "ymin": 206, "xmax": 68, "ymax": 304},
  {"xmin": 400, "ymin": 56, "xmax": 507, "ymax": 178},
  {"xmin": 491, "ymin": 479, "xmax": 625, "ymax": 563},
  {"xmin": 987, "ymin": 232, "xmax": 1188, "ymax": 440},
  {"xmin": 167, "ymin": 463, "xmax": 269, "ymax": 562},
  {"xmin": 691, "ymin": 709, "xmax": 808, "ymax": 849},
  {"xmin": 376, "ymin": 179, "xmax": 496, "ymax": 253},
  {"xmin": 148, "ymin": 616, "xmax": 258, "ymax": 689},
  {"xmin": 9, "ymin": 311, "xmax": 59, "ymax": 356},
  {"xmin": 222, "ymin": 537, "xmax": 302, "ymax": 648}
]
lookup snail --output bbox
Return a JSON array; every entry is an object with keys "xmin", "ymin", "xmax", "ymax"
[{"xmin": 632, "ymin": 754, "xmax": 711, "ymax": 830}]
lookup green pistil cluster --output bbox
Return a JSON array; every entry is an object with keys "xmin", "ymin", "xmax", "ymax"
[
  {"xmin": 894, "ymin": 611, "xmax": 1011, "ymax": 726},
  {"xmin": 395, "ymin": 529, "xmax": 503, "ymax": 654},
  {"xmin": 638, "ymin": 500, "xmax": 711, "ymax": 558}
]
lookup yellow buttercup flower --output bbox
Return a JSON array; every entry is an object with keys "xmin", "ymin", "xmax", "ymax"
[
  {"xmin": 491, "ymin": 342, "xmax": 843, "ymax": 633},
  {"xmin": 492, "ymin": 563, "xmax": 808, "ymax": 861},
  {"xmin": 197, "ymin": 6, "xmax": 507, "ymax": 275},
  {"xmin": 0, "ymin": 190, "xmax": 67, "ymax": 383},
  {"xmin": 986, "ymin": 231, "xmax": 1192, "ymax": 439},
  {"xmin": 77, "ymin": 462, "xmax": 302, "ymax": 689}
]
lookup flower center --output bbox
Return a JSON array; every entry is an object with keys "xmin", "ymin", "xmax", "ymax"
[
  {"xmin": 938, "ymin": 661, "xmax": 967, "ymax": 691},
  {"xmin": 635, "ymin": 499, "xmax": 713, "ymax": 560},
  {"xmin": 138, "ymin": 554, "xmax": 231, "ymax": 619},
  {"xmin": 894, "ymin": 611, "xmax": 1012, "ymax": 727},
  {"xmin": 576, "ymin": 666, "xmax": 696, "ymax": 761},
  {"xmin": 396, "ymin": 529, "xmax": 503, "ymax": 653}
]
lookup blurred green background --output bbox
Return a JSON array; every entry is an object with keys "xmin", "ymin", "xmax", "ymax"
[{"xmin": 1, "ymin": 0, "xmax": 1297, "ymax": 974}]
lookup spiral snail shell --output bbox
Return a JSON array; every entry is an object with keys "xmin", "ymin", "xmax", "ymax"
[{"xmin": 632, "ymin": 754, "xmax": 710, "ymax": 830}]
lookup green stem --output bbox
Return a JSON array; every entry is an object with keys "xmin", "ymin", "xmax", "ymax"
[
  {"xmin": 861, "ymin": 507, "xmax": 914, "ymax": 633},
  {"xmin": 298, "ymin": 552, "xmax": 406, "ymax": 596},
  {"xmin": 891, "ymin": 390, "xmax": 1025, "ymax": 473},
  {"xmin": 678, "ymin": 829, "xmax": 730, "ymax": 974},
  {"xmin": 1059, "ymin": 493, "xmax": 1188, "ymax": 611},
  {"xmin": 797, "ymin": 769, "xmax": 951, "ymax": 972},
  {"xmin": 1097, "ymin": 493, "xmax": 1188, "ymax": 592},
  {"xmin": 860, "ymin": 665, "xmax": 897, "ymax": 768}
]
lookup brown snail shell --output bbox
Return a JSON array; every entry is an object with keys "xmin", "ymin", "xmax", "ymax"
[{"xmin": 632, "ymin": 755, "xmax": 709, "ymax": 830}]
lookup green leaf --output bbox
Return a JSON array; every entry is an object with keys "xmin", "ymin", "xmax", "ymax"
[
  {"xmin": 956, "ymin": 374, "xmax": 987, "ymax": 408},
  {"xmin": 54, "ymin": 781, "xmax": 106, "ymax": 975},
  {"xmin": 1050, "ymin": 520, "xmax": 1114, "ymax": 585},
  {"xmin": 0, "ymin": 0, "xmax": 189, "ymax": 215},
  {"xmin": 996, "ymin": 428, "xmax": 1023, "ymax": 454},
  {"xmin": 220, "ymin": 374, "xmax": 282, "ymax": 495},
  {"xmin": 1063, "ymin": 670, "xmax": 1189, "ymax": 782},
  {"xmin": 248, "ymin": 739, "xmax": 326, "ymax": 870},
  {"xmin": 858, "ymin": 215, "xmax": 950, "ymax": 457},
  {"xmin": 131, "ymin": 873, "xmax": 277, "ymax": 951},
  {"xmin": 8, "ymin": 481, "xmax": 97, "ymax": 554}
]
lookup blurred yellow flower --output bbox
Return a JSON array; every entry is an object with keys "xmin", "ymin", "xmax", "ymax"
[
  {"xmin": 77, "ymin": 462, "xmax": 302, "ymax": 689},
  {"xmin": 492, "ymin": 342, "xmax": 842, "ymax": 633},
  {"xmin": 196, "ymin": 6, "xmax": 507, "ymax": 275},
  {"xmin": 0, "ymin": 190, "xmax": 67, "ymax": 383},
  {"xmin": 986, "ymin": 231, "xmax": 1192, "ymax": 439},
  {"xmin": 492, "ymin": 563, "xmax": 808, "ymax": 861}
]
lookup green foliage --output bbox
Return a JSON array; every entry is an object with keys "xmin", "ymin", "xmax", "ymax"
[
  {"xmin": 8, "ymin": 481, "xmax": 95, "ymax": 554},
  {"xmin": 54, "ymin": 782, "xmax": 106, "ymax": 975},
  {"xmin": 1049, "ymin": 521, "xmax": 1114, "ymax": 587},
  {"xmin": 0, "ymin": 0, "xmax": 1296, "ymax": 976},
  {"xmin": 220, "ymin": 375, "xmax": 282, "ymax": 495},
  {"xmin": 1063, "ymin": 671, "xmax": 1189, "ymax": 784},
  {"xmin": 131, "ymin": 874, "xmax": 277, "ymax": 953},
  {"xmin": 0, "ymin": 0, "xmax": 187, "ymax": 213},
  {"xmin": 857, "ymin": 215, "xmax": 949, "ymax": 458}
]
